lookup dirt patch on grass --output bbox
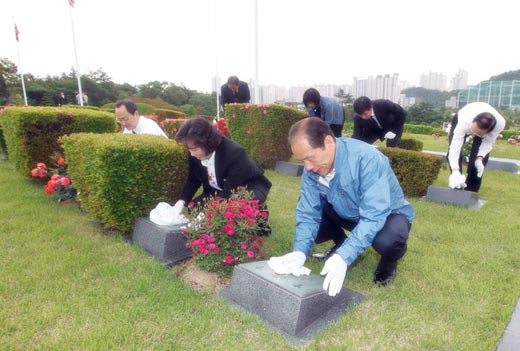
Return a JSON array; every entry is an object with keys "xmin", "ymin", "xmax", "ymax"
[{"xmin": 177, "ymin": 260, "xmax": 231, "ymax": 294}]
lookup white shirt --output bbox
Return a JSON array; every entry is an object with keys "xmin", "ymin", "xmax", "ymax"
[
  {"xmin": 318, "ymin": 169, "xmax": 336, "ymax": 188},
  {"xmin": 123, "ymin": 116, "xmax": 167, "ymax": 138},
  {"xmin": 448, "ymin": 102, "xmax": 505, "ymax": 169},
  {"xmin": 201, "ymin": 151, "xmax": 223, "ymax": 191}
]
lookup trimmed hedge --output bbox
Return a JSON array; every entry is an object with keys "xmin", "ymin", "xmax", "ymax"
[
  {"xmin": 225, "ymin": 103, "xmax": 307, "ymax": 169},
  {"xmin": 0, "ymin": 110, "xmax": 6, "ymax": 158},
  {"xmin": 155, "ymin": 108, "xmax": 186, "ymax": 122},
  {"xmin": 61, "ymin": 133, "xmax": 188, "ymax": 233},
  {"xmin": 1, "ymin": 107, "xmax": 117, "ymax": 176},
  {"xmin": 102, "ymin": 102, "xmax": 155, "ymax": 115},
  {"xmin": 404, "ymin": 124, "xmax": 447, "ymax": 136},
  {"xmin": 159, "ymin": 118, "xmax": 187, "ymax": 139},
  {"xmin": 502, "ymin": 129, "xmax": 519, "ymax": 139},
  {"xmin": 397, "ymin": 138, "xmax": 424, "ymax": 151},
  {"xmin": 61, "ymin": 104, "xmax": 100, "ymax": 111},
  {"xmin": 379, "ymin": 147, "xmax": 443, "ymax": 197}
]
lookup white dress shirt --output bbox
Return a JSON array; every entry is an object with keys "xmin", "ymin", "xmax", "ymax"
[
  {"xmin": 201, "ymin": 151, "xmax": 223, "ymax": 191},
  {"xmin": 123, "ymin": 116, "xmax": 167, "ymax": 138}
]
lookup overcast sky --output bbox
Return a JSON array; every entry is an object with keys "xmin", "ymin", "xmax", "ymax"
[{"xmin": 1, "ymin": 0, "xmax": 518, "ymax": 93}]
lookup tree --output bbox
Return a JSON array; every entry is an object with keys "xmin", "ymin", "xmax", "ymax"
[
  {"xmin": 189, "ymin": 92, "xmax": 217, "ymax": 116},
  {"xmin": 334, "ymin": 88, "xmax": 354, "ymax": 105},
  {"xmin": 402, "ymin": 87, "xmax": 456, "ymax": 109},
  {"xmin": 406, "ymin": 102, "xmax": 445, "ymax": 126},
  {"xmin": 0, "ymin": 57, "xmax": 20, "ymax": 105}
]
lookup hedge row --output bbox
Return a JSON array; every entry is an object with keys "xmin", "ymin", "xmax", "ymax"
[
  {"xmin": 1, "ymin": 107, "xmax": 117, "ymax": 176},
  {"xmin": 380, "ymin": 147, "xmax": 444, "ymax": 197},
  {"xmin": 224, "ymin": 103, "xmax": 307, "ymax": 169},
  {"xmin": 61, "ymin": 133, "xmax": 188, "ymax": 233},
  {"xmin": 502, "ymin": 129, "xmax": 519, "ymax": 139},
  {"xmin": 397, "ymin": 138, "xmax": 424, "ymax": 151},
  {"xmin": 155, "ymin": 108, "xmax": 186, "ymax": 122}
]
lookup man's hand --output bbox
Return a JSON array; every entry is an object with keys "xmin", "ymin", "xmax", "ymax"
[
  {"xmin": 448, "ymin": 170, "xmax": 466, "ymax": 189},
  {"xmin": 384, "ymin": 131, "xmax": 396, "ymax": 139},
  {"xmin": 320, "ymin": 254, "xmax": 348, "ymax": 297},
  {"xmin": 268, "ymin": 251, "xmax": 310, "ymax": 276},
  {"xmin": 475, "ymin": 158, "xmax": 485, "ymax": 178}
]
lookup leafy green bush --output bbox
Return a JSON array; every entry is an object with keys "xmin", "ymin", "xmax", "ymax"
[
  {"xmin": 0, "ymin": 110, "xmax": 7, "ymax": 158},
  {"xmin": 159, "ymin": 118, "xmax": 186, "ymax": 139},
  {"xmin": 61, "ymin": 104, "xmax": 100, "ymax": 111},
  {"xmin": 155, "ymin": 109, "xmax": 186, "ymax": 123},
  {"xmin": 501, "ymin": 129, "xmax": 519, "ymax": 139},
  {"xmin": 404, "ymin": 124, "xmax": 447, "ymax": 136},
  {"xmin": 61, "ymin": 133, "xmax": 188, "ymax": 233},
  {"xmin": 1, "ymin": 107, "xmax": 117, "ymax": 176},
  {"xmin": 397, "ymin": 138, "xmax": 424, "ymax": 151},
  {"xmin": 379, "ymin": 147, "xmax": 443, "ymax": 197},
  {"xmin": 225, "ymin": 103, "xmax": 307, "ymax": 169}
]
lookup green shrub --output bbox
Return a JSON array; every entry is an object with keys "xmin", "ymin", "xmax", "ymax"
[
  {"xmin": 61, "ymin": 133, "xmax": 188, "ymax": 233},
  {"xmin": 225, "ymin": 103, "xmax": 307, "ymax": 169},
  {"xmin": 61, "ymin": 104, "xmax": 100, "ymax": 111},
  {"xmin": 1, "ymin": 107, "xmax": 117, "ymax": 176},
  {"xmin": 190, "ymin": 115, "xmax": 214, "ymax": 122},
  {"xmin": 101, "ymin": 103, "xmax": 114, "ymax": 110},
  {"xmin": 379, "ymin": 147, "xmax": 443, "ymax": 197},
  {"xmin": 501, "ymin": 129, "xmax": 519, "ymax": 139},
  {"xmin": 0, "ymin": 110, "xmax": 7, "ymax": 158},
  {"xmin": 155, "ymin": 108, "xmax": 186, "ymax": 123},
  {"xmin": 397, "ymin": 138, "xmax": 424, "ymax": 151},
  {"xmin": 404, "ymin": 124, "xmax": 447, "ymax": 136}
]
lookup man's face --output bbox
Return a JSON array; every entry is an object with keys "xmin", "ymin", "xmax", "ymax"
[
  {"xmin": 470, "ymin": 121, "xmax": 488, "ymax": 138},
  {"xmin": 291, "ymin": 135, "xmax": 335, "ymax": 176},
  {"xmin": 358, "ymin": 109, "xmax": 373, "ymax": 120},
  {"xmin": 228, "ymin": 83, "xmax": 239, "ymax": 93},
  {"xmin": 306, "ymin": 102, "xmax": 316, "ymax": 109},
  {"xmin": 115, "ymin": 105, "xmax": 139, "ymax": 130},
  {"xmin": 185, "ymin": 143, "xmax": 210, "ymax": 161}
]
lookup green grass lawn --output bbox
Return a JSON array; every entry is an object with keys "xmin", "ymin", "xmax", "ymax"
[
  {"xmin": 396, "ymin": 133, "xmax": 520, "ymax": 160},
  {"xmin": 1, "ymin": 160, "xmax": 519, "ymax": 350}
]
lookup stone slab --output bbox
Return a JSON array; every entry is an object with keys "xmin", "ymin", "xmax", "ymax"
[
  {"xmin": 275, "ymin": 161, "xmax": 304, "ymax": 177},
  {"xmin": 131, "ymin": 217, "xmax": 191, "ymax": 266},
  {"xmin": 486, "ymin": 160, "xmax": 518, "ymax": 173},
  {"xmin": 218, "ymin": 260, "xmax": 364, "ymax": 344},
  {"xmin": 497, "ymin": 298, "xmax": 520, "ymax": 351},
  {"xmin": 426, "ymin": 185, "xmax": 485, "ymax": 210}
]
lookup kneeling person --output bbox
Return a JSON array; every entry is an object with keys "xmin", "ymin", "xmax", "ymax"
[{"xmin": 269, "ymin": 117, "xmax": 414, "ymax": 296}]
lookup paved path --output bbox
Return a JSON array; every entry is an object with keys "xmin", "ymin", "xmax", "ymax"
[
  {"xmin": 422, "ymin": 150, "xmax": 520, "ymax": 167},
  {"xmin": 497, "ymin": 298, "xmax": 520, "ymax": 351}
]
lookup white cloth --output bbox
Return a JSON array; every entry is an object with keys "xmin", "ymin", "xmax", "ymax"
[
  {"xmin": 448, "ymin": 171, "xmax": 466, "ymax": 189},
  {"xmin": 448, "ymin": 102, "xmax": 505, "ymax": 170},
  {"xmin": 384, "ymin": 131, "xmax": 396, "ymax": 139},
  {"xmin": 123, "ymin": 116, "xmax": 167, "ymax": 138},
  {"xmin": 149, "ymin": 202, "xmax": 188, "ymax": 226},
  {"xmin": 267, "ymin": 251, "xmax": 311, "ymax": 276},
  {"xmin": 200, "ymin": 151, "xmax": 222, "ymax": 191}
]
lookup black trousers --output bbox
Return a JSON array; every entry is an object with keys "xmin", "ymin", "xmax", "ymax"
[
  {"xmin": 447, "ymin": 114, "xmax": 489, "ymax": 192},
  {"xmin": 316, "ymin": 202, "xmax": 411, "ymax": 270},
  {"xmin": 329, "ymin": 124, "xmax": 344, "ymax": 138}
]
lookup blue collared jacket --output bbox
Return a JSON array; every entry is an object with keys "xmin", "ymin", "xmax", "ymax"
[
  {"xmin": 292, "ymin": 138, "xmax": 415, "ymax": 265},
  {"xmin": 307, "ymin": 96, "xmax": 345, "ymax": 125}
]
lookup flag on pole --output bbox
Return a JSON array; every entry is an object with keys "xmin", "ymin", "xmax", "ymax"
[
  {"xmin": 14, "ymin": 23, "xmax": 20, "ymax": 42},
  {"xmin": 69, "ymin": 0, "xmax": 75, "ymax": 7}
]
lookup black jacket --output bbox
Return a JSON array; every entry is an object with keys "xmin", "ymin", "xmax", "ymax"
[
  {"xmin": 352, "ymin": 99, "xmax": 406, "ymax": 146},
  {"xmin": 180, "ymin": 137, "xmax": 271, "ymax": 203},
  {"xmin": 220, "ymin": 81, "xmax": 251, "ymax": 108}
]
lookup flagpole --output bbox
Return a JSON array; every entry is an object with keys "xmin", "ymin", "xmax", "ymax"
[
  {"xmin": 254, "ymin": 0, "xmax": 260, "ymax": 103},
  {"xmin": 12, "ymin": 19, "xmax": 28, "ymax": 106},
  {"xmin": 214, "ymin": 0, "xmax": 220, "ymax": 119},
  {"xmin": 68, "ymin": 1, "xmax": 84, "ymax": 106}
]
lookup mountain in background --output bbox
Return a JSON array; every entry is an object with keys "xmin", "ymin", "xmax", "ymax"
[{"xmin": 488, "ymin": 69, "xmax": 520, "ymax": 81}]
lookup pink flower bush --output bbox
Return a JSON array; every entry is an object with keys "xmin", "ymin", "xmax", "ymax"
[{"xmin": 184, "ymin": 188, "xmax": 267, "ymax": 276}]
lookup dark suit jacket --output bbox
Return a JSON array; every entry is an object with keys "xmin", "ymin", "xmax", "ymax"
[
  {"xmin": 180, "ymin": 137, "xmax": 271, "ymax": 203},
  {"xmin": 352, "ymin": 99, "xmax": 406, "ymax": 147},
  {"xmin": 220, "ymin": 81, "xmax": 251, "ymax": 108}
]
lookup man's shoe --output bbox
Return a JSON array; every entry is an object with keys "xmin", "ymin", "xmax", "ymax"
[
  {"xmin": 373, "ymin": 263, "xmax": 397, "ymax": 286},
  {"xmin": 312, "ymin": 242, "xmax": 341, "ymax": 261}
]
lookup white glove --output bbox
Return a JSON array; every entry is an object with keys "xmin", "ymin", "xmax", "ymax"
[
  {"xmin": 448, "ymin": 170, "xmax": 466, "ymax": 189},
  {"xmin": 320, "ymin": 254, "xmax": 348, "ymax": 297},
  {"xmin": 267, "ymin": 251, "xmax": 310, "ymax": 276},
  {"xmin": 172, "ymin": 200, "xmax": 184, "ymax": 217},
  {"xmin": 384, "ymin": 131, "xmax": 396, "ymax": 139},
  {"xmin": 475, "ymin": 158, "xmax": 485, "ymax": 178}
]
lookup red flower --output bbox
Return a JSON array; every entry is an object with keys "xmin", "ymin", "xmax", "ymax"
[
  {"xmin": 188, "ymin": 201, "xmax": 195, "ymax": 207},
  {"xmin": 50, "ymin": 174, "xmax": 61, "ymax": 181},
  {"xmin": 60, "ymin": 177, "xmax": 71, "ymax": 186},
  {"xmin": 246, "ymin": 250, "xmax": 255, "ymax": 258},
  {"xmin": 223, "ymin": 255, "xmax": 236, "ymax": 265},
  {"xmin": 246, "ymin": 219, "xmax": 255, "ymax": 226},
  {"xmin": 37, "ymin": 162, "xmax": 47, "ymax": 169},
  {"xmin": 30, "ymin": 169, "xmax": 39, "ymax": 178},
  {"xmin": 56, "ymin": 157, "xmax": 65, "ymax": 166},
  {"xmin": 224, "ymin": 211, "xmax": 235, "ymax": 219}
]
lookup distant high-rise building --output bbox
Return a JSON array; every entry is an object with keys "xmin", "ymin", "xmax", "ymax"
[
  {"xmin": 450, "ymin": 69, "xmax": 468, "ymax": 91},
  {"xmin": 419, "ymin": 71, "xmax": 447, "ymax": 91},
  {"xmin": 352, "ymin": 74, "xmax": 400, "ymax": 102}
]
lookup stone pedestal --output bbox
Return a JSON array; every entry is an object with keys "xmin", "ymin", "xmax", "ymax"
[
  {"xmin": 426, "ymin": 185, "xmax": 485, "ymax": 209},
  {"xmin": 131, "ymin": 217, "xmax": 191, "ymax": 266},
  {"xmin": 219, "ymin": 260, "xmax": 364, "ymax": 343},
  {"xmin": 486, "ymin": 160, "xmax": 518, "ymax": 173},
  {"xmin": 275, "ymin": 161, "xmax": 304, "ymax": 177}
]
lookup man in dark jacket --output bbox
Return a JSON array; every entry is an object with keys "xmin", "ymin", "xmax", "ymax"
[
  {"xmin": 352, "ymin": 96, "xmax": 406, "ymax": 147},
  {"xmin": 220, "ymin": 76, "xmax": 251, "ymax": 111}
]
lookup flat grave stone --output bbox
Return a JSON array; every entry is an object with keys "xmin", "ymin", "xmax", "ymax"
[
  {"xmin": 496, "ymin": 298, "xmax": 520, "ymax": 351},
  {"xmin": 275, "ymin": 161, "xmax": 304, "ymax": 177},
  {"xmin": 486, "ymin": 160, "xmax": 518, "ymax": 173},
  {"xmin": 426, "ymin": 185, "xmax": 485, "ymax": 210},
  {"xmin": 218, "ymin": 260, "xmax": 364, "ymax": 344},
  {"xmin": 131, "ymin": 217, "xmax": 191, "ymax": 266}
]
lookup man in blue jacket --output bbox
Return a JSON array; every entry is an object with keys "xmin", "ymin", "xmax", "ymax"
[
  {"xmin": 303, "ymin": 88, "xmax": 345, "ymax": 137},
  {"xmin": 268, "ymin": 118, "xmax": 414, "ymax": 296}
]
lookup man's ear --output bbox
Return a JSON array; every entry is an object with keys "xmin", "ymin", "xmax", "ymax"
[{"xmin": 324, "ymin": 135, "xmax": 335, "ymax": 147}]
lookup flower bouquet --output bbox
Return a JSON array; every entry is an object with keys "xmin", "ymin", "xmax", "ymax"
[{"xmin": 183, "ymin": 187, "xmax": 268, "ymax": 276}]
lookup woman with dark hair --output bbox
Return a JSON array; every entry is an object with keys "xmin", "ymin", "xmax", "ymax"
[{"xmin": 171, "ymin": 118, "xmax": 272, "ymax": 222}]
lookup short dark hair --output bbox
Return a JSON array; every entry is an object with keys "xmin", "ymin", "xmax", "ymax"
[
  {"xmin": 288, "ymin": 117, "xmax": 335, "ymax": 149},
  {"xmin": 115, "ymin": 99, "xmax": 138, "ymax": 115},
  {"xmin": 175, "ymin": 118, "xmax": 222, "ymax": 154},
  {"xmin": 473, "ymin": 112, "xmax": 497, "ymax": 132},
  {"xmin": 353, "ymin": 96, "xmax": 372, "ymax": 115},
  {"xmin": 227, "ymin": 76, "xmax": 239, "ymax": 85},
  {"xmin": 302, "ymin": 88, "xmax": 321, "ymax": 107}
]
